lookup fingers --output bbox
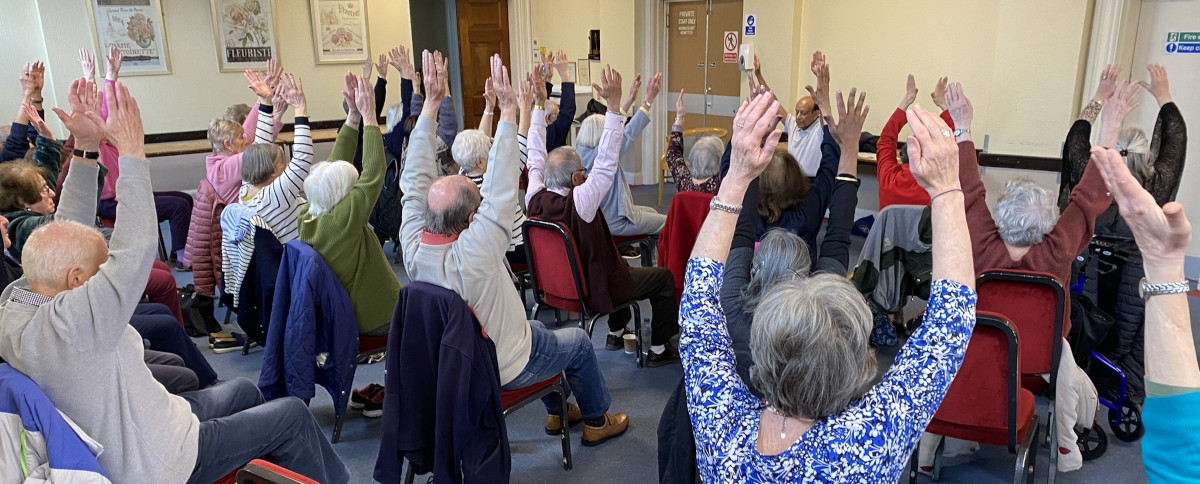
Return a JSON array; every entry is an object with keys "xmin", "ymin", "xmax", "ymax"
[
  {"xmin": 1162, "ymin": 202, "xmax": 1191, "ymax": 235},
  {"xmin": 905, "ymin": 135, "xmax": 923, "ymax": 168},
  {"xmin": 51, "ymin": 107, "xmax": 69, "ymax": 123}
]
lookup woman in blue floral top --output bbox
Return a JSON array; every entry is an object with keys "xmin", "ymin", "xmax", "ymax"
[{"xmin": 681, "ymin": 84, "xmax": 978, "ymax": 483}]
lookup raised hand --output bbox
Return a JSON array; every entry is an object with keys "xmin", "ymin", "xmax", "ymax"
[
  {"xmin": 645, "ymin": 72, "xmax": 663, "ymax": 105},
  {"xmin": 753, "ymin": 53, "xmax": 761, "ymax": 72},
  {"xmin": 105, "ymin": 45, "xmax": 123, "ymax": 81},
  {"xmin": 280, "ymin": 73, "xmax": 306, "ymax": 116},
  {"xmin": 361, "ymin": 57, "xmax": 373, "ymax": 80},
  {"xmin": 342, "ymin": 71, "xmax": 360, "ymax": 125},
  {"xmin": 21, "ymin": 102, "xmax": 54, "ymax": 140},
  {"xmin": 483, "ymin": 77, "xmax": 497, "ymax": 111},
  {"xmin": 518, "ymin": 76, "xmax": 533, "ymax": 110},
  {"xmin": 355, "ymin": 74, "xmax": 378, "ymax": 127},
  {"xmin": 729, "ymin": 92, "xmax": 784, "ymax": 185},
  {"xmin": 78, "ymin": 49, "xmax": 96, "ymax": 83},
  {"xmin": 931, "ymin": 76, "xmax": 949, "ymax": 111},
  {"xmin": 804, "ymin": 51, "xmax": 831, "ymax": 120},
  {"xmin": 905, "ymin": 104, "xmax": 960, "ymax": 196},
  {"xmin": 900, "ymin": 74, "xmax": 918, "ymax": 111},
  {"xmin": 1095, "ymin": 64, "xmax": 1122, "ymax": 102},
  {"xmin": 53, "ymin": 79, "xmax": 103, "ymax": 149},
  {"xmin": 89, "ymin": 81, "xmax": 145, "ymax": 158},
  {"xmin": 30, "ymin": 61, "xmax": 45, "ymax": 93},
  {"xmin": 554, "ymin": 50, "xmax": 571, "ymax": 82},
  {"xmin": 19, "ymin": 63, "xmax": 37, "ymax": 97},
  {"xmin": 945, "ymin": 82, "xmax": 973, "ymax": 132},
  {"xmin": 540, "ymin": 50, "xmax": 554, "ymax": 83},
  {"xmin": 531, "ymin": 72, "xmax": 548, "ymax": 105},
  {"xmin": 1140, "ymin": 64, "xmax": 1172, "ymax": 106},
  {"xmin": 591, "ymin": 64, "xmax": 623, "ymax": 111},
  {"xmin": 264, "ymin": 59, "xmax": 284, "ymax": 92},
  {"xmin": 747, "ymin": 71, "xmax": 767, "ymax": 98},
  {"xmin": 625, "ymin": 74, "xmax": 642, "ymax": 110},
  {"xmin": 830, "ymin": 88, "xmax": 869, "ymax": 149},
  {"xmin": 244, "ymin": 69, "xmax": 274, "ymax": 103},
  {"xmin": 490, "ymin": 54, "xmax": 517, "ymax": 123},
  {"xmin": 1092, "ymin": 145, "xmax": 1188, "ymax": 265},
  {"xmin": 1102, "ymin": 79, "xmax": 1143, "ymax": 130},
  {"xmin": 422, "ymin": 50, "xmax": 449, "ymax": 108},
  {"xmin": 675, "ymin": 89, "xmax": 687, "ymax": 123},
  {"xmin": 375, "ymin": 53, "xmax": 389, "ymax": 78}
]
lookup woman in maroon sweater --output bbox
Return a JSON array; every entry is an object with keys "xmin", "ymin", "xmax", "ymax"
[{"xmin": 938, "ymin": 81, "xmax": 1142, "ymax": 473}]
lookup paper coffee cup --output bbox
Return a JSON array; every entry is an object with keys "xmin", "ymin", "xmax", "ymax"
[{"xmin": 623, "ymin": 333, "xmax": 638, "ymax": 354}]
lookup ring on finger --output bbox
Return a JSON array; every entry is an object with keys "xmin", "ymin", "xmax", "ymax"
[
  {"xmin": 735, "ymin": 122, "xmax": 745, "ymax": 128},
  {"xmin": 940, "ymin": 129, "xmax": 952, "ymax": 138}
]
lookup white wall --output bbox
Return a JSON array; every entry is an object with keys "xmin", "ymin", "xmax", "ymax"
[
  {"xmin": 3, "ymin": 0, "xmax": 412, "ymax": 136},
  {"xmin": 529, "ymin": 0, "xmax": 639, "ymax": 93},
  {"xmin": 1127, "ymin": 0, "xmax": 1200, "ymax": 257}
]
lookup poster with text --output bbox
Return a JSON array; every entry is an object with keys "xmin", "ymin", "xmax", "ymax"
[
  {"xmin": 211, "ymin": 0, "xmax": 278, "ymax": 72},
  {"xmin": 309, "ymin": 0, "xmax": 370, "ymax": 64},
  {"xmin": 89, "ymin": 0, "xmax": 171, "ymax": 76}
]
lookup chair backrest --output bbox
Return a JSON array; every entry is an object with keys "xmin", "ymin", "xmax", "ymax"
[
  {"xmin": 523, "ymin": 219, "xmax": 591, "ymax": 314},
  {"xmin": 930, "ymin": 312, "xmax": 1022, "ymax": 451},
  {"xmin": 976, "ymin": 270, "xmax": 1064, "ymax": 380},
  {"xmin": 235, "ymin": 459, "xmax": 319, "ymax": 484},
  {"xmin": 660, "ymin": 127, "xmax": 731, "ymax": 169},
  {"xmin": 657, "ymin": 191, "xmax": 714, "ymax": 302}
]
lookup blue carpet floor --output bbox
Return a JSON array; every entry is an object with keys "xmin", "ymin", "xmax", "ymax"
[{"xmin": 175, "ymin": 185, "xmax": 1172, "ymax": 483}]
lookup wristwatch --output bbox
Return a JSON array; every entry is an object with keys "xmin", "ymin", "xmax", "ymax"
[
  {"xmin": 1139, "ymin": 278, "xmax": 1190, "ymax": 299},
  {"xmin": 72, "ymin": 148, "xmax": 100, "ymax": 160},
  {"xmin": 953, "ymin": 128, "xmax": 971, "ymax": 137},
  {"xmin": 709, "ymin": 197, "xmax": 741, "ymax": 215}
]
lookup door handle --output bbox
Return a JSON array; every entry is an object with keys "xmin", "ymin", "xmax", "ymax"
[
  {"xmin": 697, "ymin": 63, "xmax": 704, "ymax": 68},
  {"xmin": 709, "ymin": 62, "xmax": 716, "ymax": 68},
  {"xmin": 706, "ymin": 87, "xmax": 713, "ymax": 107}
]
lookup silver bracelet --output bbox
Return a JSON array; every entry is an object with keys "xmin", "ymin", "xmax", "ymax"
[
  {"xmin": 709, "ymin": 197, "xmax": 741, "ymax": 214},
  {"xmin": 1139, "ymin": 278, "xmax": 1190, "ymax": 299}
]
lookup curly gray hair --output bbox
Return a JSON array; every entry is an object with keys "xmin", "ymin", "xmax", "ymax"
[{"xmin": 996, "ymin": 177, "xmax": 1059, "ymax": 247}]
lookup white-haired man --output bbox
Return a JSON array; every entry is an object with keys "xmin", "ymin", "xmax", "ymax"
[
  {"xmin": 401, "ymin": 52, "xmax": 629, "ymax": 445},
  {"xmin": 0, "ymin": 79, "xmax": 348, "ymax": 484}
]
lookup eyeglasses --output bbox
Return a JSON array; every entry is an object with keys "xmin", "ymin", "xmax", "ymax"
[{"xmin": 40, "ymin": 184, "xmax": 52, "ymax": 194}]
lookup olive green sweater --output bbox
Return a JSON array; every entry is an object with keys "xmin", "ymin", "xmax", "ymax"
[{"xmin": 298, "ymin": 124, "xmax": 399, "ymax": 334}]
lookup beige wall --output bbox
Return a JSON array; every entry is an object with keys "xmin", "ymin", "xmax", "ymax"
[
  {"xmin": 3, "ymin": 0, "xmax": 412, "ymax": 136},
  {"xmin": 529, "ymin": 0, "xmax": 638, "ymax": 90}
]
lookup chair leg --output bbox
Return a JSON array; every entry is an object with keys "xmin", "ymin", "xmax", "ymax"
[
  {"xmin": 157, "ymin": 223, "xmax": 169, "ymax": 261},
  {"xmin": 641, "ymin": 240, "xmax": 652, "ymax": 268},
  {"xmin": 657, "ymin": 177, "xmax": 664, "ymax": 207},
  {"xmin": 332, "ymin": 409, "xmax": 346, "ymax": 444},
  {"xmin": 529, "ymin": 302, "xmax": 540, "ymax": 321},
  {"xmin": 584, "ymin": 314, "xmax": 600, "ymax": 338},
  {"xmin": 908, "ymin": 442, "xmax": 921, "ymax": 483},
  {"xmin": 1015, "ymin": 418, "xmax": 1040, "ymax": 484},
  {"xmin": 1047, "ymin": 404, "xmax": 1057, "ymax": 484},
  {"xmin": 557, "ymin": 380, "xmax": 573, "ymax": 470},
  {"xmin": 931, "ymin": 435, "xmax": 945, "ymax": 481},
  {"xmin": 403, "ymin": 461, "xmax": 416, "ymax": 484},
  {"xmin": 633, "ymin": 304, "xmax": 644, "ymax": 368}
]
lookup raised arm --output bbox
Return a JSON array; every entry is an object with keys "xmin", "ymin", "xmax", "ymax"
[
  {"xmin": 263, "ymin": 74, "xmax": 313, "ymax": 203},
  {"xmin": 946, "ymin": 83, "xmax": 999, "ymax": 256},
  {"xmin": 400, "ymin": 50, "xmax": 449, "ymax": 264},
  {"xmin": 339, "ymin": 74, "xmax": 387, "ymax": 229},
  {"xmin": 384, "ymin": 47, "xmax": 416, "ymax": 156},
  {"xmin": 878, "ymin": 76, "xmax": 917, "ymax": 190},
  {"xmin": 460, "ymin": 55, "xmax": 520, "ymax": 256},
  {"xmin": 1098, "ymin": 79, "xmax": 1142, "ymax": 149},
  {"xmin": 1143, "ymin": 64, "xmax": 1187, "ymax": 206},
  {"xmin": 552, "ymin": 50, "xmax": 576, "ymax": 131},
  {"xmin": 49, "ymin": 79, "xmax": 105, "ymax": 225},
  {"xmin": 666, "ymin": 91, "xmax": 693, "ymax": 185},
  {"xmin": 244, "ymin": 60, "xmax": 285, "ymax": 144},
  {"xmin": 817, "ymin": 88, "xmax": 870, "ymax": 274},
  {"xmin": 478, "ymin": 76, "xmax": 496, "ymax": 136},
  {"xmin": 574, "ymin": 65, "xmax": 626, "ymax": 222},
  {"xmin": 331, "ymin": 73, "xmax": 364, "ymax": 162}
]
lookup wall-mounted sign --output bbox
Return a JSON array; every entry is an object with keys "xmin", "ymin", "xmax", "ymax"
[
  {"xmin": 744, "ymin": 14, "xmax": 756, "ymax": 37},
  {"xmin": 723, "ymin": 31, "xmax": 739, "ymax": 63},
  {"xmin": 677, "ymin": 9, "xmax": 697, "ymax": 36},
  {"xmin": 1165, "ymin": 31, "xmax": 1200, "ymax": 54}
]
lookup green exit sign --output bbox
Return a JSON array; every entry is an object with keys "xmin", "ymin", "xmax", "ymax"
[{"xmin": 1167, "ymin": 32, "xmax": 1200, "ymax": 42}]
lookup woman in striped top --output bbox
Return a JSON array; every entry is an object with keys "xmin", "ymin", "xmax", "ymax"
[
  {"xmin": 239, "ymin": 73, "xmax": 313, "ymax": 244},
  {"xmin": 452, "ymin": 126, "xmax": 529, "ymax": 264}
]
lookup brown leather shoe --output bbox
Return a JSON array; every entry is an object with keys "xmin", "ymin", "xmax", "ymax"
[
  {"xmin": 581, "ymin": 413, "xmax": 629, "ymax": 447},
  {"xmin": 544, "ymin": 402, "xmax": 583, "ymax": 435}
]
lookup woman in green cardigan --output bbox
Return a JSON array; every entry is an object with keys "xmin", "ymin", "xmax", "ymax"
[{"xmin": 299, "ymin": 73, "xmax": 400, "ymax": 335}]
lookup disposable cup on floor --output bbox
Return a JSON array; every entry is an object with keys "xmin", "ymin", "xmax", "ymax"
[{"xmin": 623, "ymin": 333, "xmax": 637, "ymax": 354}]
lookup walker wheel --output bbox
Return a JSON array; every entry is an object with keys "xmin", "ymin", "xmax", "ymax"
[
  {"xmin": 1109, "ymin": 400, "xmax": 1144, "ymax": 442},
  {"xmin": 1077, "ymin": 422, "xmax": 1107, "ymax": 461}
]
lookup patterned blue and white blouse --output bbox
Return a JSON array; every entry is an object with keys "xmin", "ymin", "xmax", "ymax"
[{"xmin": 680, "ymin": 257, "xmax": 977, "ymax": 483}]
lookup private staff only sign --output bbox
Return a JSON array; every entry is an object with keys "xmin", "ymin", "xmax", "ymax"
[{"xmin": 1165, "ymin": 32, "xmax": 1200, "ymax": 54}]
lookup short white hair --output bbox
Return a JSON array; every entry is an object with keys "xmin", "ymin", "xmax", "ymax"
[
  {"xmin": 304, "ymin": 161, "xmax": 359, "ymax": 218},
  {"xmin": 996, "ymin": 177, "xmax": 1059, "ymax": 247},
  {"xmin": 23, "ymin": 220, "xmax": 105, "ymax": 288},
  {"xmin": 577, "ymin": 114, "xmax": 604, "ymax": 149},
  {"xmin": 385, "ymin": 104, "xmax": 405, "ymax": 134},
  {"xmin": 689, "ymin": 135, "xmax": 724, "ymax": 180},
  {"xmin": 451, "ymin": 129, "xmax": 492, "ymax": 173}
]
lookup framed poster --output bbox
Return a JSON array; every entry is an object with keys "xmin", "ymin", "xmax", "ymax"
[
  {"xmin": 309, "ymin": 0, "xmax": 370, "ymax": 64},
  {"xmin": 88, "ymin": 0, "xmax": 172, "ymax": 76},
  {"xmin": 575, "ymin": 59, "xmax": 590, "ymax": 86},
  {"xmin": 211, "ymin": 0, "xmax": 279, "ymax": 72}
]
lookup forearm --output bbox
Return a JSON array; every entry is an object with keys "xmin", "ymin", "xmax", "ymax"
[
  {"xmin": 399, "ymin": 116, "xmax": 439, "ymax": 263},
  {"xmin": 254, "ymin": 104, "xmax": 274, "ymax": 144},
  {"xmin": 814, "ymin": 180, "xmax": 859, "ymax": 274},
  {"xmin": 468, "ymin": 122, "xmax": 519, "ymax": 251},
  {"xmin": 55, "ymin": 156, "xmax": 101, "ymax": 225},
  {"xmin": 437, "ymin": 96, "xmax": 458, "ymax": 147},
  {"xmin": 329, "ymin": 122, "xmax": 360, "ymax": 162},
  {"xmin": 574, "ymin": 113, "xmax": 625, "ymax": 221},
  {"xmin": 524, "ymin": 112, "xmax": 549, "ymax": 207},
  {"xmin": 374, "ymin": 77, "xmax": 388, "ymax": 118},
  {"xmin": 1143, "ymin": 258, "xmax": 1200, "ymax": 387},
  {"xmin": 88, "ymin": 156, "xmax": 158, "ymax": 329},
  {"xmin": 691, "ymin": 180, "xmax": 749, "ymax": 262},
  {"xmin": 478, "ymin": 107, "xmax": 495, "ymax": 136},
  {"xmin": 929, "ymin": 191, "xmax": 973, "ymax": 288}
]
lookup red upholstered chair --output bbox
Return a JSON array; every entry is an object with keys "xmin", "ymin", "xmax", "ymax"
[
  {"xmin": 523, "ymin": 219, "xmax": 646, "ymax": 367},
  {"xmin": 976, "ymin": 270, "xmax": 1065, "ymax": 482},
  {"xmin": 910, "ymin": 312, "xmax": 1040, "ymax": 483},
  {"xmin": 233, "ymin": 459, "xmax": 319, "ymax": 483},
  {"xmin": 331, "ymin": 334, "xmax": 389, "ymax": 444},
  {"xmin": 656, "ymin": 192, "xmax": 713, "ymax": 305}
]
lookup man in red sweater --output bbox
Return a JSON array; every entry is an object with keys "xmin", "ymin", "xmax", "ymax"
[{"xmin": 877, "ymin": 75, "xmax": 955, "ymax": 209}]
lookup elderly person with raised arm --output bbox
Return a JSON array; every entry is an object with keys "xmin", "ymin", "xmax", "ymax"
[
  {"xmin": 936, "ymin": 82, "xmax": 1135, "ymax": 472},
  {"xmin": 528, "ymin": 66, "xmax": 681, "ymax": 367},
  {"xmin": 0, "ymin": 80, "xmax": 348, "ymax": 484},
  {"xmin": 682, "ymin": 88, "xmax": 977, "ymax": 481},
  {"xmin": 666, "ymin": 90, "xmax": 722, "ymax": 194},
  {"xmin": 750, "ymin": 53, "xmax": 825, "ymax": 177},
  {"xmin": 876, "ymin": 75, "xmax": 955, "ymax": 208},
  {"xmin": 539, "ymin": 50, "xmax": 576, "ymax": 152},
  {"xmin": 205, "ymin": 60, "xmax": 286, "ymax": 205},
  {"xmin": 576, "ymin": 72, "xmax": 664, "ymax": 238},
  {"xmin": 222, "ymin": 73, "xmax": 314, "ymax": 301},
  {"xmin": 452, "ymin": 121, "xmax": 529, "ymax": 265},
  {"xmin": 299, "ymin": 73, "xmax": 400, "ymax": 337},
  {"xmin": 402, "ymin": 53, "xmax": 629, "ymax": 445},
  {"xmin": 1, "ymin": 61, "xmax": 45, "ymax": 162},
  {"xmin": 1087, "ymin": 146, "xmax": 1200, "ymax": 482}
]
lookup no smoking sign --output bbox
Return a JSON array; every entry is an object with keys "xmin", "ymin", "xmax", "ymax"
[{"xmin": 723, "ymin": 31, "xmax": 739, "ymax": 63}]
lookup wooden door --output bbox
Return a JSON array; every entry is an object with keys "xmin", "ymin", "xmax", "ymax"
[
  {"xmin": 456, "ymin": 0, "xmax": 510, "ymax": 131},
  {"xmin": 666, "ymin": 0, "xmax": 742, "ymax": 133},
  {"xmin": 703, "ymin": 0, "xmax": 742, "ymax": 132}
]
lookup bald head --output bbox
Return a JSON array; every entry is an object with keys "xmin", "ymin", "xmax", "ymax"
[
  {"xmin": 22, "ymin": 221, "xmax": 107, "ymax": 295},
  {"xmin": 425, "ymin": 175, "xmax": 482, "ymax": 236},
  {"xmin": 795, "ymin": 96, "xmax": 820, "ymax": 129}
]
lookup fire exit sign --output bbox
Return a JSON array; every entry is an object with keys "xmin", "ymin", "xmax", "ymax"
[{"xmin": 1165, "ymin": 31, "xmax": 1200, "ymax": 54}]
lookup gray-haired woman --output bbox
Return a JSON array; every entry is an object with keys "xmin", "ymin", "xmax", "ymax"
[{"xmin": 680, "ymin": 84, "xmax": 977, "ymax": 482}]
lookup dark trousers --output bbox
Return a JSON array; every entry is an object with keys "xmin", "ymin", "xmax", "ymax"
[
  {"xmin": 145, "ymin": 349, "xmax": 198, "ymax": 394},
  {"xmin": 183, "ymin": 378, "xmax": 350, "ymax": 484},
  {"xmin": 131, "ymin": 303, "xmax": 218, "ymax": 388},
  {"xmin": 608, "ymin": 267, "xmax": 679, "ymax": 346},
  {"xmin": 99, "ymin": 191, "xmax": 193, "ymax": 255}
]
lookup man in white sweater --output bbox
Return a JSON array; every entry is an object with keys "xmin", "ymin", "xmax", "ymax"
[
  {"xmin": 0, "ymin": 79, "xmax": 348, "ymax": 484},
  {"xmin": 401, "ymin": 53, "xmax": 628, "ymax": 446}
]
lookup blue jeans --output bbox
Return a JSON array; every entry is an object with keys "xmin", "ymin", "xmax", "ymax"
[
  {"xmin": 182, "ymin": 378, "xmax": 350, "ymax": 484},
  {"xmin": 501, "ymin": 321, "xmax": 611, "ymax": 420},
  {"xmin": 130, "ymin": 303, "xmax": 218, "ymax": 388}
]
